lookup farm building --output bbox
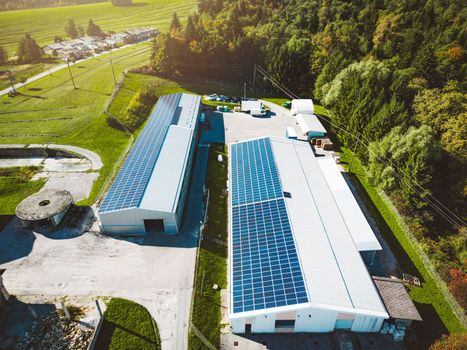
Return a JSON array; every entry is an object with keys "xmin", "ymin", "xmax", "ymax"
[
  {"xmin": 228, "ymin": 137, "xmax": 387, "ymax": 334},
  {"xmin": 125, "ymin": 28, "xmax": 158, "ymax": 42},
  {"xmin": 98, "ymin": 93, "xmax": 201, "ymax": 235}
]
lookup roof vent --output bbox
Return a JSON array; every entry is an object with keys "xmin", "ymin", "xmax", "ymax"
[{"xmin": 284, "ymin": 191, "xmax": 292, "ymax": 198}]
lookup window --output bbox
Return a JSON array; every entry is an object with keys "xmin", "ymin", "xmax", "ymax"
[{"xmin": 275, "ymin": 319, "xmax": 295, "ymax": 328}]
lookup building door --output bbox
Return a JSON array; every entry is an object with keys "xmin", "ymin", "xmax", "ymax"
[
  {"xmin": 144, "ymin": 219, "xmax": 164, "ymax": 233},
  {"xmin": 245, "ymin": 323, "xmax": 251, "ymax": 334}
]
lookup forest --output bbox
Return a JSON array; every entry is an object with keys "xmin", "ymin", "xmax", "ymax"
[{"xmin": 151, "ymin": 0, "xmax": 466, "ymax": 312}]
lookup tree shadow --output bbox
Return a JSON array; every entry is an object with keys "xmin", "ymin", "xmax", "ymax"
[{"xmin": 409, "ymin": 302, "xmax": 448, "ymax": 350}]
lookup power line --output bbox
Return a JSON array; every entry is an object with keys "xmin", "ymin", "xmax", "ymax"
[{"xmin": 257, "ymin": 66, "xmax": 466, "ymax": 229}]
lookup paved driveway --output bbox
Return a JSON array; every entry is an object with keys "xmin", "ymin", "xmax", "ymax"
[{"xmin": 0, "ymin": 145, "xmax": 210, "ymax": 350}]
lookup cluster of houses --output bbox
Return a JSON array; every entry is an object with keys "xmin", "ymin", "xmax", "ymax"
[{"xmin": 42, "ymin": 28, "xmax": 158, "ymax": 61}]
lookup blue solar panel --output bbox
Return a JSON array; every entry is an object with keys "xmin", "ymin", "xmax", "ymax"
[
  {"xmin": 230, "ymin": 138, "xmax": 283, "ymax": 206},
  {"xmin": 231, "ymin": 199, "xmax": 308, "ymax": 313},
  {"xmin": 230, "ymin": 138, "xmax": 309, "ymax": 314},
  {"xmin": 99, "ymin": 93, "xmax": 182, "ymax": 213}
]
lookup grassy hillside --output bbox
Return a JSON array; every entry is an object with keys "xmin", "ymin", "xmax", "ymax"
[
  {"xmin": 0, "ymin": 43, "xmax": 152, "ymax": 209},
  {"xmin": 0, "ymin": 0, "xmax": 196, "ymax": 54}
]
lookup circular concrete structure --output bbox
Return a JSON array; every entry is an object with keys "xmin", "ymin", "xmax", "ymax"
[{"xmin": 16, "ymin": 189, "xmax": 73, "ymax": 226}]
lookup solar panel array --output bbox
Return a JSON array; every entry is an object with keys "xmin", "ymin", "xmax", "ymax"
[
  {"xmin": 230, "ymin": 138, "xmax": 283, "ymax": 206},
  {"xmin": 230, "ymin": 139, "xmax": 309, "ymax": 314},
  {"xmin": 99, "ymin": 93, "xmax": 182, "ymax": 213}
]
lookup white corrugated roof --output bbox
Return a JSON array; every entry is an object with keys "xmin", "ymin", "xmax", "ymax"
[
  {"xmin": 140, "ymin": 126, "xmax": 193, "ymax": 212},
  {"xmin": 269, "ymin": 137, "xmax": 387, "ymax": 316},
  {"xmin": 291, "ymin": 99, "xmax": 314, "ymax": 115},
  {"xmin": 316, "ymin": 157, "xmax": 382, "ymax": 251},
  {"xmin": 296, "ymin": 114, "xmax": 327, "ymax": 135},
  {"xmin": 138, "ymin": 93, "xmax": 199, "ymax": 213}
]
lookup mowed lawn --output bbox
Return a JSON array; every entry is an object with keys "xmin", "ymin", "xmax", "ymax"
[
  {"xmin": 0, "ymin": 0, "xmax": 197, "ymax": 54},
  {"xmin": 0, "ymin": 42, "xmax": 153, "ymax": 208}
]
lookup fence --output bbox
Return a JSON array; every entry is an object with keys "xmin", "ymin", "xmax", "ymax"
[{"xmin": 377, "ymin": 189, "xmax": 467, "ymax": 327}]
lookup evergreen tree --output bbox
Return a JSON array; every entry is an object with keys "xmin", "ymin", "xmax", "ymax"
[
  {"xmin": 0, "ymin": 46, "xmax": 7, "ymax": 65},
  {"xmin": 150, "ymin": 33, "xmax": 175, "ymax": 76},
  {"xmin": 170, "ymin": 12, "xmax": 182, "ymax": 33},
  {"xmin": 184, "ymin": 16, "xmax": 197, "ymax": 42},
  {"xmin": 17, "ymin": 33, "xmax": 42, "ymax": 63},
  {"xmin": 87, "ymin": 19, "xmax": 104, "ymax": 38},
  {"xmin": 65, "ymin": 18, "xmax": 78, "ymax": 39}
]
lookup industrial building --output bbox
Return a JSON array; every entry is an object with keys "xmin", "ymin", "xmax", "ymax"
[
  {"xmin": 98, "ymin": 93, "xmax": 201, "ymax": 235},
  {"xmin": 228, "ymin": 137, "xmax": 387, "ymax": 334}
]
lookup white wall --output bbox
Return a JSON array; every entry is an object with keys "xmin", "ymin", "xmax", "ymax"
[
  {"xmin": 231, "ymin": 318, "xmax": 245, "ymax": 333},
  {"xmin": 99, "ymin": 208, "xmax": 178, "ymax": 235},
  {"xmin": 295, "ymin": 308, "xmax": 337, "ymax": 332},
  {"xmin": 352, "ymin": 315, "xmax": 385, "ymax": 332},
  {"xmin": 251, "ymin": 313, "xmax": 276, "ymax": 333}
]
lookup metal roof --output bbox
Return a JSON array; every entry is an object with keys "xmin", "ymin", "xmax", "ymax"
[
  {"xmin": 99, "ymin": 93, "xmax": 200, "ymax": 214},
  {"xmin": 316, "ymin": 157, "xmax": 382, "ymax": 251},
  {"xmin": 229, "ymin": 137, "xmax": 388, "ymax": 319},
  {"xmin": 296, "ymin": 114, "xmax": 327, "ymax": 135}
]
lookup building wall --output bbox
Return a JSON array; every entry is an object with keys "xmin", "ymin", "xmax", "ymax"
[
  {"xmin": 231, "ymin": 308, "xmax": 385, "ymax": 334},
  {"xmin": 351, "ymin": 315, "xmax": 385, "ymax": 332},
  {"xmin": 99, "ymin": 208, "xmax": 177, "ymax": 235},
  {"xmin": 295, "ymin": 308, "xmax": 337, "ymax": 332}
]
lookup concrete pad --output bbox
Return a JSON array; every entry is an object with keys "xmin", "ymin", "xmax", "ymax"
[
  {"xmin": 0, "ymin": 219, "xmax": 196, "ymax": 350},
  {"xmin": 0, "ymin": 158, "xmax": 44, "ymax": 168},
  {"xmin": 39, "ymin": 172, "xmax": 99, "ymax": 202}
]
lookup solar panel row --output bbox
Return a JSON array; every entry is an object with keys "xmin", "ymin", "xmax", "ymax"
[
  {"xmin": 230, "ymin": 138, "xmax": 309, "ymax": 314},
  {"xmin": 230, "ymin": 138, "xmax": 283, "ymax": 206},
  {"xmin": 99, "ymin": 93, "xmax": 182, "ymax": 213},
  {"xmin": 232, "ymin": 199, "xmax": 308, "ymax": 313}
]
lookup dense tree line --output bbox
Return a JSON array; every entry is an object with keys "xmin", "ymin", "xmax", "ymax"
[
  {"xmin": 151, "ymin": 0, "xmax": 466, "ymax": 307},
  {"xmin": 0, "ymin": 0, "xmax": 105, "ymax": 11}
]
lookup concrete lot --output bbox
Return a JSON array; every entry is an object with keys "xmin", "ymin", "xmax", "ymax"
[
  {"xmin": 0, "ymin": 144, "xmax": 102, "ymax": 202},
  {"xmin": 0, "ymin": 145, "xmax": 209, "ymax": 350},
  {"xmin": 223, "ymin": 101, "xmax": 301, "ymax": 144}
]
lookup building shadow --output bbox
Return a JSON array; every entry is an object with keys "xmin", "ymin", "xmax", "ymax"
[
  {"xmin": 200, "ymin": 111, "xmax": 225, "ymax": 144},
  {"xmin": 0, "ymin": 206, "xmax": 90, "ymax": 264},
  {"xmin": 409, "ymin": 302, "xmax": 447, "ymax": 350},
  {"xmin": 0, "ymin": 297, "xmax": 56, "ymax": 347}
]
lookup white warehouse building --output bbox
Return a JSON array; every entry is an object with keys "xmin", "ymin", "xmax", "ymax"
[
  {"xmin": 98, "ymin": 93, "xmax": 201, "ymax": 235},
  {"xmin": 228, "ymin": 137, "xmax": 387, "ymax": 334}
]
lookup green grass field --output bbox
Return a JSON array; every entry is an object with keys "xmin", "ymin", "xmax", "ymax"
[
  {"xmin": 96, "ymin": 298, "xmax": 161, "ymax": 350},
  {"xmin": 0, "ymin": 43, "xmax": 155, "ymax": 210},
  {"xmin": 0, "ymin": 166, "xmax": 46, "ymax": 214},
  {"xmin": 0, "ymin": 0, "xmax": 197, "ymax": 55},
  {"xmin": 339, "ymin": 148, "xmax": 465, "ymax": 347},
  {"xmin": 189, "ymin": 143, "xmax": 228, "ymax": 350}
]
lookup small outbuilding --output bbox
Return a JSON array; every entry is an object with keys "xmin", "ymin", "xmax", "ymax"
[
  {"xmin": 290, "ymin": 99, "xmax": 314, "ymax": 116},
  {"xmin": 16, "ymin": 189, "xmax": 73, "ymax": 229}
]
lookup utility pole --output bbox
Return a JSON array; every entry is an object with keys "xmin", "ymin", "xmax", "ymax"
[
  {"xmin": 7, "ymin": 70, "xmax": 16, "ymax": 95},
  {"xmin": 253, "ymin": 63, "xmax": 256, "ymax": 88},
  {"xmin": 243, "ymin": 82, "xmax": 246, "ymax": 100},
  {"xmin": 348, "ymin": 133, "xmax": 361, "ymax": 172},
  {"xmin": 66, "ymin": 58, "xmax": 76, "ymax": 89},
  {"xmin": 109, "ymin": 55, "xmax": 116, "ymax": 86}
]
